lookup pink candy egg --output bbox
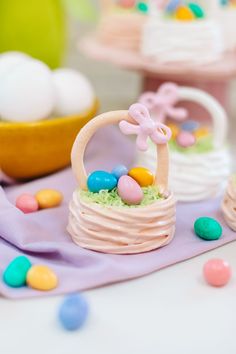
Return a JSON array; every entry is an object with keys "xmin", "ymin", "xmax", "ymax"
[
  {"xmin": 203, "ymin": 259, "xmax": 232, "ymax": 287},
  {"xmin": 118, "ymin": 0, "xmax": 136, "ymax": 8},
  {"xmin": 15, "ymin": 193, "xmax": 39, "ymax": 214},
  {"xmin": 118, "ymin": 175, "xmax": 143, "ymax": 205},
  {"xmin": 176, "ymin": 131, "xmax": 196, "ymax": 148}
]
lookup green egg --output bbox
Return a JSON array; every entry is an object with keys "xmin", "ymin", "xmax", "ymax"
[
  {"xmin": 188, "ymin": 3, "xmax": 205, "ymax": 19},
  {"xmin": 194, "ymin": 217, "xmax": 222, "ymax": 241},
  {"xmin": 136, "ymin": 2, "xmax": 149, "ymax": 14},
  {"xmin": 3, "ymin": 256, "xmax": 32, "ymax": 288}
]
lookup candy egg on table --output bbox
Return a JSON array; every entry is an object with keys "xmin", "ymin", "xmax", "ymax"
[
  {"xmin": 52, "ymin": 68, "xmax": 95, "ymax": 116},
  {"xmin": 3, "ymin": 256, "xmax": 32, "ymax": 288},
  {"xmin": 26, "ymin": 265, "xmax": 58, "ymax": 291},
  {"xmin": 128, "ymin": 167, "xmax": 154, "ymax": 187},
  {"xmin": 166, "ymin": 0, "xmax": 181, "ymax": 13},
  {"xmin": 188, "ymin": 3, "xmax": 205, "ymax": 19},
  {"xmin": 203, "ymin": 259, "xmax": 231, "ymax": 287},
  {"xmin": 59, "ymin": 294, "xmax": 89, "ymax": 331},
  {"xmin": 15, "ymin": 193, "xmax": 39, "ymax": 213},
  {"xmin": 176, "ymin": 131, "xmax": 196, "ymax": 148},
  {"xmin": 118, "ymin": 175, "xmax": 144, "ymax": 205},
  {"xmin": 175, "ymin": 6, "xmax": 195, "ymax": 21},
  {"xmin": 0, "ymin": 51, "xmax": 31, "ymax": 79},
  {"xmin": 194, "ymin": 217, "xmax": 222, "ymax": 241},
  {"xmin": 118, "ymin": 0, "xmax": 136, "ymax": 8},
  {"xmin": 0, "ymin": 59, "xmax": 55, "ymax": 122},
  {"xmin": 87, "ymin": 171, "xmax": 117, "ymax": 193},
  {"xmin": 111, "ymin": 164, "xmax": 128, "ymax": 180},
  {"xmin": 35, "ymin": 189, "xmax": 63, "ymax": 209}
]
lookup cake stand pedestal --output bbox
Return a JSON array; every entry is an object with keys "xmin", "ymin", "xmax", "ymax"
[{"xmin": 80, "ymin": 35, "xmax": 236, "ymax": 119}]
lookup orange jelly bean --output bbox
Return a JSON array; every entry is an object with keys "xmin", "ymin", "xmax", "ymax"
[
  {"xmin": 175, "ymin": 6, "xmax": 195, "ymax": 21},
  {"xmin": 128, "ymin": 167, "xmax": 154, "ymax": 187}
]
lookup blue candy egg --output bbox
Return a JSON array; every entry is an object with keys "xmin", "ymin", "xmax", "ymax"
[
  {"xmin": 166, "ymin": 0, "xmax": 181, "ymax": 13},
  {"xmin": 59, "ymin": 294, "xmax": 89, "ymax": 331},
  {"xmin": 111, "ymin": 165, "xmax": 128, "ymax": 180},
  {"xmin": 181, "ymin": 120, "xmax": 200, "ymax": 132},
  {"xmin": 87, "ymin": 170, "xmax": 117, "ymax": 193}
]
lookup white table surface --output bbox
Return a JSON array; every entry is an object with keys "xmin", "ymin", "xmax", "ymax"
[{"xmin": 0, "ymin": 241, "xmax": 235, "ymax": 354}]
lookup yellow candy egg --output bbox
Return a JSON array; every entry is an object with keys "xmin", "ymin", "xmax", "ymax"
[
  {"xmin": 194, "ymin": 127, "xmax": 209, "ymax": 139},
  {"xmin": 35, "ymin": 189, "xmax": 63, "ymax": 209},
  {"xmin": 167, "ymin": 123, "xmax": 179, "ymax": 140},
  {"xmin": 128, "ymin": 167, "xmax": 154, "ymax": 187},
  {"xmin": 27, "ymin": 265, "xmax": 58, "ymax": 291},
  {"xmin": 175, "ymin": 6, "xmax": 195, "ymax": 21}
]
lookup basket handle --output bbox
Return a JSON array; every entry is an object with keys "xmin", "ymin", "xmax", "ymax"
[
  {"xmin": 178, "ymin": 87, "xmax": 228, "ymax": 149},
  {"xmin": 71, "ymin": 110, "xmax": 170, "ymax": 192}
]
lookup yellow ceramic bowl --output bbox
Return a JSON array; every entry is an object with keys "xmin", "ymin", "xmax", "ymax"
[{"xmin": 0, "ymin": 100, "xmax": 99, "ymax": 180}]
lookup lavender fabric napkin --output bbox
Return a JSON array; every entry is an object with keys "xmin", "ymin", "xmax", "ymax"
[{"xmin": 0, "ymin": 126, "xmax": 235, "ymax": 299}]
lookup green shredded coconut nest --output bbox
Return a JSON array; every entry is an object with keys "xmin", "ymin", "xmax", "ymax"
[
  {"xmin": 79, "ymin": 186, "xmax": 163, "ymax": 208},
  {"xmin": 169, "ymin": 135, "xmax": 214, "ymax": 154}
]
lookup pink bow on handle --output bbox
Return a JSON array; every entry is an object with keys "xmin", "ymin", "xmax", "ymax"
[
  {"xmin": 139, "ymin": 83, "xmax": 188, "ymax": 124},
  {"xmin": 119, "ymin": 103, "xmax": 172, "ymax": 152}
]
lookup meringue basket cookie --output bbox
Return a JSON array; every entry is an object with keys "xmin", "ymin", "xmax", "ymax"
[
  {"xmin": 222, "ymin": 176, "xmax": 236, "ymax": 232},
  {"xmin": 137, "ymin": 84, "xmax": 231, "ymax": 202},
  {"xmin": 67, "ymin": 103, "xmax": 176, "ymax": 254}
]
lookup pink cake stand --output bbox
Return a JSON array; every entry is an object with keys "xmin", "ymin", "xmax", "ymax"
[{"xmin": 80, "ymin": 35, "xmax": 236, "ymax": 120}]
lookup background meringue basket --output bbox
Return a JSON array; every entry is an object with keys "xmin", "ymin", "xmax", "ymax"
[
  {"xmin": 138, "ymin": 85, "xmax": 231, "ymax": 202},
  {"xmin": 67, "ymin": 104, "xmax": 176, "ymax": 254},
  {"xmin": 222, "ymin": 175, "xmax": 236, "ymax": 232}
]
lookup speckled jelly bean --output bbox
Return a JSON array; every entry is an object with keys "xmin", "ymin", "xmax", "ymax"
[
  {"xmin": 203, "ymin": 259, "xmax": 231, "ymax": 287},
  {"xmin": 194, "ymin": 217, "xmax": 222, "ymax": 241},
  {"xmin": 87, "ymin": 171, "xmax": 117, "ymax": 193},
  {"xmin": 59, "ymin": 294, "xmax": 89, "ymax": 331},
  {"xmin": 35, "ymin": 189, "xmax": 63, "ymax": 209},
  {"xmin": 128, "ymin": 167, "xmax": 154, "ymax": 187},
  {"xmin": 3, "ymin": 256, "xmax": 32, "ymax": 288},
  {"xmin": 27, "ymin": 265, "xmax": 58, "ymax": 291},
  {"xmin": 16, "ymin": 193, "xmax": 39, "ymax": 213},
  {"xmin": 111, "ymin": 165, "xmax": 128, "ymax": 180}
]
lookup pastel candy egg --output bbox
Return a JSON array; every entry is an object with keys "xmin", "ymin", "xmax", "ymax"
[
  {"xmin": 26, "ymin": 265, "xmax": 58, "ymax": 291},
  {"xmin": 35, "ymin": 189, "xmax": 63, "ymax": 209},
  {"xmin": 194, "ymin": 217, "xmax": 222, "ymax": 241},
  {"xmin": 188, "ymin": 3, "xmax": 205, "ymax": 19},
  {"xmin": 175, "ymin": 6, "xmax": 195, "ymax": 21},
  {"xmin": 136, "ymin": 2, "xmax": 149, "ymax": 13},
  {"xmin": 87, "ymin": 171, "xmax": 117, "ymax": 193},
  {"xmin": 181, "ymin": 120, "xmax": 200, "ymax": 132},
  {"xmin": 128, "ymin": 167, "xmax": 154, "ymax": 187},
  {"xmin": 166, "ymin": 0, "xmax": 181, "ymax": 13},
  {"xmin": 194, "ymin": 127, "xmax": 209, "ymax": 139},
  {"xmin": 59, "ymin": 294, "xmax": 89, "ymax": 331},
  {"xmin": 118, "ymin": 175, "xmax": 143, "ymax": 205},
  {"xmin": 118, "ymin": 0, "xmax": 136, "ymax": 8},
  {"xmin": 176, "ymin": 131, "xmax": 196, "ymax": 148},
  {"xmin": 15, "ymin": 193, "xmax": 39, "ymax": 213},
  {"xmin": 3, "ymin": 256, "xmax": 32, "ymax": 288},
  {"xmin": 203, "ymin": 259, "xmax": 231, "ymax": 287},
  {"xmin": 111, "ymin": 165, "xmax": 128, "ymax": 180}
]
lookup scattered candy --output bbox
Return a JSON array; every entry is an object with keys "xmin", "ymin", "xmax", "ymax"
[
  {"xmin": 128, "ymin": 167, "xmax": 154, "ymax": 187},
  {"xmin": 176, "ymin": 131, "xmax": 196, "ymax": 148},
  {"xmin": 26, "ymin": 265, "xmax": 58, "ymax": 291},
  {"xmin": 59, "ymin": 294, "xmax": 89, "ymax": 331},
  {"xmin": 15, "ymin": 193, "xmax": 39, "ymax": 214},
  {"xmin": 188, "ymin": 3, "xmax": 205, "ymax": 19},
  {"xmin": 118, "ymin": 0, "xmax": 136, "ymax": 8},
  {"xmin": 111, "ymin": 165, "xmax": 128, "ymax": 180},
  {"xmin": 87, "ymin": 171, "xmax": 117, "ymax": 193},
  {"xmin": 35, "ymin": 189, "xmax": 63, "ymax": 209},
  {"xmin": 136, "ymin": 1, "xmax": 148, "ymax": 13},
  {"xmin": 203, "ymin": 259, "xmax": 231, "ymax": 287},
  {"xmin": 3, "ymin": 256, "xmax": 32, "ymax": 288},
  {"xmin": 175, "ymin": 6, "xmax": 195, "ymax": 21},
  {"xmin": 194, "ymin": 127, "xmax": 209, "ymax": 139},
  {"xmin": 181, "ymin": 120, "xmax": 199, "ymax": 132},
  {"xmin": 194, "ymin": 217, "xmax": 223, "ymax": 241},
  {"xmin": 118, "ymin": 175, "xmax": 143, "ymax": 205},
  {"xmin": 167, "ymin": 122, "xmax": 179, "ymax": 139}
]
